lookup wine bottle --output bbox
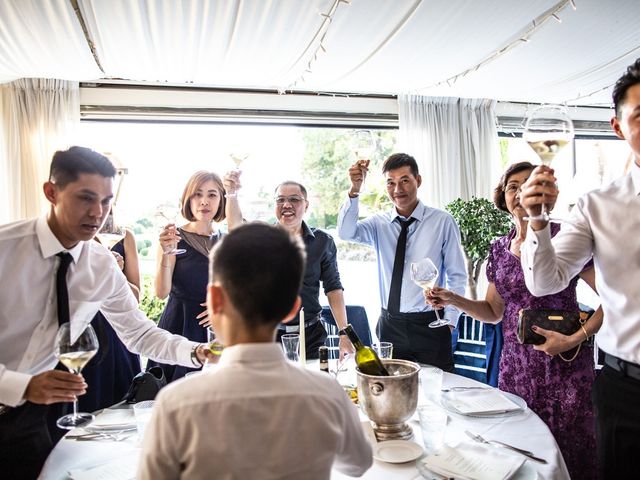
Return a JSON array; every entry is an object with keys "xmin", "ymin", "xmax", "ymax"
[
  {"xmin": 319, "ymin": 346, "xmax": 330, "ymax": 374},
  {"xmin": 339, "ymin": 324, "xmax": 389, "ymax": 376}
]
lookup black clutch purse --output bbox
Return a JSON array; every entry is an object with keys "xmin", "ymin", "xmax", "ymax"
[
  {"xmin": 517, "ymin": 309, "xmax": 582, "ymax": 345},
  {"xmin": 121, "ymin": 366, "xmax": 167, "ymax": 403}
]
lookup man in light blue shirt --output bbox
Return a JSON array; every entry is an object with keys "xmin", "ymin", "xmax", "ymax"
[{"xmin": 338, "ymin": 153, "xmax": 466, "ymax": 371}]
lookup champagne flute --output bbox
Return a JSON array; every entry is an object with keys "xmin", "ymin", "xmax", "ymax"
[
  {"xmin": 96, "ymin": 211, "xmax": 125, "ymax": 250},
  {"xmin": 54, "ymin": 323, "xmax": 99, "ymax": 429},
  {"xmin": 155, "ymin": 204, "xmax": 186, "ymax": 255},
  {"xmin": 522, "ymin": 105, "xmax": 574, "ymax": 222},
  {"xmin": 229, "ymin": 153, "xmax": 249, "ymax": 172},
  {"xmin": 410, "ymin": 258, "xmax": 449, "ymax": 328}
]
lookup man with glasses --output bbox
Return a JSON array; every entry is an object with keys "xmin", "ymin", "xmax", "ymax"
[{"xmin": 223, "ymin": 177, "xmax": 353, "ymax": 360}]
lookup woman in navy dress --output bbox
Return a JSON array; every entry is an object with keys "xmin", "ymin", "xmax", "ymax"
[{"xmin": 148, "ymin": 171, "xmax": 235, "ymax": 382}]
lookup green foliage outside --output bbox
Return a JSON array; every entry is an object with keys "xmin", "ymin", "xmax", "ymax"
[
  {"xmin": 300, "ymin": 129, "xmax": 396, "ymax": 229},
  {"xmin": 445, "ymin": 197, "xmax": 512, "ymax": 299},
  {"xmin": 139, "ymin": 274, "xmax": 166, "ymax": 324}
]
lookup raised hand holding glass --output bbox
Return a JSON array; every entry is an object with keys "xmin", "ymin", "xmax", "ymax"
[
  {"xmin": 155, "ymin": 204, "xmax": 186, "ymax": 255},
  {"xmin": 410, "ymin": 258, "xmax": 449, "ymax": 328}
]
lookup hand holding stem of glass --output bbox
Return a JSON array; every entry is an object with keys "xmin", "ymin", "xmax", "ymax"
[
  {"xmin": 156, "ymin": 205, "xmax": 186, "ymax": 255},
  {"xmin": 522, "ymin": 105, "xmax": 574, "ymax": 222},
  {"xmin": 54, "ymin": 323, "xmax": 99, "ymax": 429},
  {"xmin": 410, "ymin": 259, "xmax": 449, "ymax": 328}
]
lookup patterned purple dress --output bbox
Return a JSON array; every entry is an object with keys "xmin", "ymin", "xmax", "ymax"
[{"xmin": 487, "ymin": 226, "xmax": 596, "ymax": 480}]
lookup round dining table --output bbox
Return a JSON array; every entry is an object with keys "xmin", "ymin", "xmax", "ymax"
[{"xmin": 39, "ymin": 365, "xmax": 570, "ymax": 480}]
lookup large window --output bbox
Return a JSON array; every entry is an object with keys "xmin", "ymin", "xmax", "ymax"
[{"xmin": 79, "ymin": 121, "xmax": 397, "ymax": 324}]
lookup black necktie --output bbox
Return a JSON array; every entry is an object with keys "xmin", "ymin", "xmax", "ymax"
[
  {"xmin": 56, "ymin": 252, "xmax": 73, "ymax": 326},
  {"xmin": 387, "ymin": 218, "xmax": 416, "ymax": 314}
]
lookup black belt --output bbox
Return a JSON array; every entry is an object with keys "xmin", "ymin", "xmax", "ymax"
[
  {"xmin": 277, "ymin": 314, "xmax": 321, "ymax": 333},
  {"xmin": 380, "ymin": 308, "xmax": 438, "ymax": 322},
  {"xmin": 604, "ymin": 354, "xmax": 640, "ymax": 381}
]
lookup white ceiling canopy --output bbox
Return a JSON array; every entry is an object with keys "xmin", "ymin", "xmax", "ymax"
[{"xmin": 0, "ymin": 0, "xmax": 638, "ymax": 107}]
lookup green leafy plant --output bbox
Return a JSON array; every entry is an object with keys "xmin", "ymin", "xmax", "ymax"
[
  {"xmin": 139, "ymin": 274, "xmax": 167, "ymax": 323},
  {"xmin": 445, "ymin": 197, "xmax": 512, "ymax": 299}
]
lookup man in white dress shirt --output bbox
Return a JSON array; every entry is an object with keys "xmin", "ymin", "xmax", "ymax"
[
  {"xmin": 138, "ymin": 223, "xmax": 373, "ymax": 480},
  {"xmin": 0, "ymin": 147, "xmax": 211, "ymax": 479},
  {"xmin": 520, "ymin": 59, "xmax": 640, "ymax": 478}
]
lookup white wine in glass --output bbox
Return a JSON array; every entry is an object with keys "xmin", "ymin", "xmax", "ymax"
[
  {"xmin": 523, "ymin": 105, "xmax": 574, "ymax": 222},
  {"xmin": 351, "ymin": 130, "xmax": 375, "ymax": 160},
  {"xmin": 96, "ymin": 212, "xmax": 125, "ymax": 250},
  {"xmin": 410, "ymin": 258, "xmax": 448, "ymax": 328},
  {"xmin": 54, "ymin": 323, "xmax": 99, "ymax": 429},
  {"xmin": 229, "ymin": 153, "xmax": 249, "ymax": 171},
  {"xmin": 155, "ymin": 204, "xmax": 186, "ymax": 255}
]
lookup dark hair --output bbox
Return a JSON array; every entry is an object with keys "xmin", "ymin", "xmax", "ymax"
[
  {"xmin": 48, "ymin": 146, "xmax": 116, "ymax": 187},
  {"xmin": 382, "ymin": 153, "xmax": 419, "ymax": 177},
  {"xmin": 493, "ymin": 161, "xmax": 535, "ymax": 212},
  {"xmin": 274, "ymin": 181, "xmax": 307, "ymax": 199},
  {"xmin": 612, "ymin": 58, "xmax": 640, "ymax": 118},
  {"xmin": 209, "ymin": 223, "xmax": 306, "ymax": 326},
  {"xmin": 181, "ymin": 171, "xmax": 226, "ymax": 222}
]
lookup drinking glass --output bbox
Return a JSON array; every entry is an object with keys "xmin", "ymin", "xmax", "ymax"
[
  {"xmin": 133, "ymin": 400, "xmax": 155, "ymax": 439},
  {"xmin": 419, "ymin": 365, "xmax": 443, "ymax": 405},
  {"xmin": 351, "ymin": 130, "xmax": 376, "ymax": 161},
  {"xmin": 229, "ymin": 153, "xmax": 249, "ymax": 172},
  {"xmin": 373, "ymin": 342, "xmax": 393, "ymax": 359},
  {"xmin": 54, "ymin": 323, "xmax": 99, "ymax": 429},
  {"xmin": 96, "ymin": 211, "xmax": 125, "ymax": 250},
  {"xmin": 281, "ymin": 334, "xmax": 300, "ymax": 362},
  {"xmin": 417, "ymin": 405, "xmax": 447, "ymax": 454},
  {"xmin": 410, "ymin": 258, "xmax": 448, "ymax": 328},
  {"xmin": 522, "ymin": 105, "xmax": 574, "ymax": 222},
  {"xmin": 155, "ymin": 204, "xmax": 186, "ymax": 255}
]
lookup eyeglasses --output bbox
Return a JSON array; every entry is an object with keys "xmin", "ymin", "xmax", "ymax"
[{"xmin": 275, "ymin": 195, "xmax": 305, "ymax": 205}]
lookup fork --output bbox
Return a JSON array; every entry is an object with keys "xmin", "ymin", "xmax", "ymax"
[
  {"xmin": 440, "ymin": 386, "xmax": 492, "ymax": 393},
  {"xmin": 465, "ymin": 430, "xmax": 548, "ymax": 464}
]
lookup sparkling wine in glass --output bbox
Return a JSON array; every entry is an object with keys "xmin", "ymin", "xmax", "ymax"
[
  {"xmin": 96, "ymin": 211, "xmax": 125, "ymax": 250},
  {"xmin": 155, "ymin": 204, "xmax": 186, "ymax": 255},
  {"xmin": 410, "ymin": 258, "xmax": 448, "ymax": 328},
  {"xmin": 54, "ymin": 323, "xmax": 99, "ymax": 429},
  {"xmin": 351, "ymin": 130, "xmax": 376, "ymax": 160},
  {"xmin": 523, "ymin": 105, "xmax": 574, "ymax": 222}
]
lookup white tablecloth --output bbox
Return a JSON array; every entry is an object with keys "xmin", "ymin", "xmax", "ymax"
[{"xmin": 39, "ymin": 370, "xmax": 569, "ymax": 480}]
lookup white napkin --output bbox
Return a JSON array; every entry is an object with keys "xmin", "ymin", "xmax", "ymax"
[
  {"xmin": 420, "ymin": 442, "xmax": 524, "ymax": 480},
  {"xmin": 68, "ymin": 453, "xmax": 139, "ymax": 480},
  {"xmin": 90, "ymin": 408, "xmax": 136, "ymax": 428},
  {"xmin": 445, "ymin": 389, "xmax": 521, "ymax": 415}
]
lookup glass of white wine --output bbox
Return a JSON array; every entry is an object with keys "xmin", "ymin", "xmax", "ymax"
[
  {"xmin": 351, "ymin": 130, "xmax": 375, "ymax": 161},
  {"xmin": 54, "ymin": 323, "xmax": 99, "ymax": 429},
  {"xmin": 229, "ymin": 153, "xmax": 249, "ymax": 172},
  {"xmin": 410, "ymin": 258, "xmax": 449, "ymax": 328},
  {"xmin": 155, "ymin": 204, "xmax": 186, "ymax": 255},
  {"xmin": 96, "ymin": 211, "xmax": 125, "ymax": 250},
  {"xmin": 523, "ymin": 104, "xmax": 574, "ymax": 222}
]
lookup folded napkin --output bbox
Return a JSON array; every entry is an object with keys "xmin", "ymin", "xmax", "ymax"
[
  {"xmin": 420, "ymin": 442, "xmax": 524, "ymax": 480},
  {"xmin": 444, "ymin": 389, "xmax": 521, "ymax": 415},
  {"xmin": 90, "ymin": 408, "xmax": 136, "ymax": 428}
]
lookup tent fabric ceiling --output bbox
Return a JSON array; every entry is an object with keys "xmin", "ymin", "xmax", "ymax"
[{"xmin": 0, "ymin": 0, "xmax": 638, "ymax": 107}]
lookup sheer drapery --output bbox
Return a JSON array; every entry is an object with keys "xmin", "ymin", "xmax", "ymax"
[
  {"xmin": 0, "ymin": 79, "xmax": 79, "ymax": 223},
  {"xmin": 397, "ymin": 95, "xmax": 500, "ymax": 208}
]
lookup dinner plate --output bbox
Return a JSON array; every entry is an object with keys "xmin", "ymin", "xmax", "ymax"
[
  {"xmin": 373, "ymin": 440, "xmax": 423, "ymax": 464},
  {"xmin": 440, "ymin": 390, "xmax": 527, "ymax": 418},
  {"xmin": 416, "ymin": 454, "xmax": 540, "ymax": 480}
]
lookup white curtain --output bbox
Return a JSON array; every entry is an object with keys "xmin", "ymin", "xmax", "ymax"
[
  {"xmin": 397, "ymin": 95, "xmax": 500, "ymax": 209},
  {"xmin": 0, "ymin": 79, "xmax": 79, "ymax": 223}
]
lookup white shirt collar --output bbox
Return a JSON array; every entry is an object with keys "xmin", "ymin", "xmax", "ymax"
[{"xmin": 35, "ymin": 215, "xmax": 84, "ymax": 263}]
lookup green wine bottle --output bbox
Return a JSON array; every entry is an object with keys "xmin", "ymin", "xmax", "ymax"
[{"xmin": 340, "ymin": 324, "xmax": 390, "ymax": 376}]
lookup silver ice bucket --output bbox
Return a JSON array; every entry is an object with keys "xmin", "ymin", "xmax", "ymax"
[{"xmin": 356, "ymin": 359, "xmax": 420, "ymax": 441}]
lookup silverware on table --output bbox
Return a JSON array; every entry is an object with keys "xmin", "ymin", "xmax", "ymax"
[
  {"xmin": 440, "ymin": 386, "xmax": 492, "ymax": 393},
  {"xmin": 465, "ymin": 430, "xmax": 547, "ymax": 464}
]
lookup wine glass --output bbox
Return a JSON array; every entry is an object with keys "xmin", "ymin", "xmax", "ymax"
[
  {"xmin": 54, "ymin": 323, "xmax": 99, "ymax": 429},
  {"xmin": 229, "ymin": 153, "xmax": 249, "ymax": 172},
  {"xmin": 96, "ymin": 211, "xmax": 125, "ymax": 250},
  {"xmin": 410, "ymin": 258, "xmax": 449, "ymax": 328},
  {"xmin": 155, "ymin": 204, "xmax": 186, "ymax": 255},
  {"xmin": 351, "ymin": 130, "xmax": 375, "ymax": 161},
  {"xmin": 522, "ymin": 105, "xmax": 574, "ymax": 222}
]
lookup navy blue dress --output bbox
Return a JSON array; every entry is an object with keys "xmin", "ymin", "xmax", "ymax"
[{"xmin": 147, "ymin": 231, "xmax": 211, "ymax": 382}]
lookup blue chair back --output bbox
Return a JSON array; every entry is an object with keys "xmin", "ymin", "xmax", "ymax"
[{"xmin": 321, "ymin": 305, "xmax": 372, "ymax": 347}]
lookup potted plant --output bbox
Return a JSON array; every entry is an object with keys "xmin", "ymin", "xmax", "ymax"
[{"xmin": 445, "ymin": 197, "xmax": 512, "ymax": 299}]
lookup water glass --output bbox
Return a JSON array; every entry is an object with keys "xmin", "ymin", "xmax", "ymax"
[
  {"xmin": 133, "ymin": 400, "xmax": 155, "ymax": 439},
  {"xmin": 417, "ymin": 405, "xmax": 447, "ymax": 454},
  {"xmin": 281, "ymin": 334, "xmax": 300, "ymax": 362},
  {"xmin": 373, "ymin": 342, "xmax": 393, "ymax": 359},
  {"xmin": 419, "ymin": 365, "xmax": 443, "ymax": 405}
]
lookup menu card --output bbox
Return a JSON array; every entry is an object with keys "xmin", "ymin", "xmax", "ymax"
[
  {"xmin": 421, "ymin": 443, "xmax": 524, "ymax": 480},
  {"xmin": 68, "ymin": 454, "xmax": 139, "ymax": 480},
  {"xmin": 446, "ymin": 389, "xmax": 521, "ymax": 415}
]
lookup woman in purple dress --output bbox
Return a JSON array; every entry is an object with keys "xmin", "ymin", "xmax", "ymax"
[{"xmin": 428, "ymin": 161, "xmax": 602, "ymax": 479}]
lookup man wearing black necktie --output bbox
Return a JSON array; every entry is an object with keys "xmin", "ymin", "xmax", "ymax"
[
  {"xmin": 338, "ymin": 153, "xmax": 467, "ymax": 371},
  {"xmin": 0, "ymin": 147, "xmax": 213, "ymax": 478}
]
